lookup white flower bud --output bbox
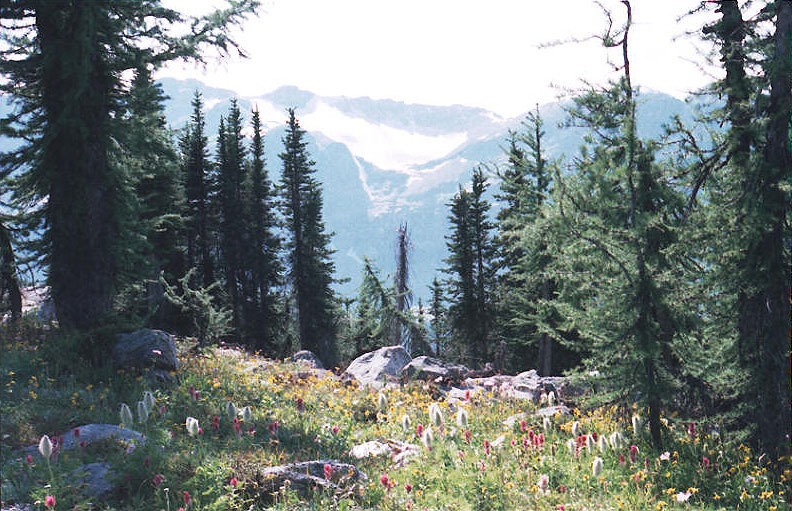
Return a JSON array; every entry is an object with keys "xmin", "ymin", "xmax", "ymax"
[
  {"xmin": 543, "ymin": 416, "xmax": 552, "ymax": 432},
  {"xmin": 226, "ymin": 401, "xmax": 238, "ymax": 421},
  {"xmin": 186, "ymin": 416, "xmax": 199, "ymax": 436},
  {"xmin": 377, "ymin": 392, "xmax": 388, "ymax": 413},
  {"xmin": 38, "ymin": 435, "xmax": 53, "ymax": 459},
  {"xmin": 592, "ymin": 457, "xmax": 603, "ymax": 477},
  {"xmin": 429, "ymin": 403, "xmax": 443, "ymax": 428},
  {"xmin": 456, "ymin": 408, "xmax": 469, "ymax": 428},
  {"xmin": 242, "ymin": 406, "xmax": 253, "ymax": 423},
  {"xmin": 143, "ymin": 391, "xmax": 156, "ymax": 415},
  {"xmin": 632, "ymin": 415, "xmax": 642, "ymax": 436},
  {"xmin": 137, "ymin": 400, "xmax": 149, "ymax": 423},
  {"xmin": 547, "ymin": 391, "xmax": 555, "ymax": 407},
  {"xmin": 421, "ymin": 427, "xmax": 434, "ymax": 449},
  {"xmin": 120, "ymin": 403, "xmax": 134, "ymax": 427},
  {"xmin": 571, "ymin": 420, "xmax": 580, "ymax": 437},
  {"xmin": 401, "ymin": 414, "xmax": 411, "ymax": 432}
]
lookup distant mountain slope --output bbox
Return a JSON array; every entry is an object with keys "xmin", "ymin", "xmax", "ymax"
[{"xmin": 158, "ymin": 78, "xmax": 701, "ymax": 300}]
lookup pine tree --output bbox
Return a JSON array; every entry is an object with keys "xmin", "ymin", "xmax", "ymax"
[
  {"xmin": 687, "ymin": 0, "xmax": 792, "ymax": 460},
  {"xmin": 0, "ymin": 0, "xmax": 257, "ymax": 332},
  {"xmin": 350, "ymin": 258, "xmax": 395, "ymax": 356},
  {"xmin": 469, "ymin": 168, "xmax": 497, "ymax": 363},
  {"xmin": 429, "ymin": 277, "xmax": 448, "ymax": 357},
  {"xmin": 279, "ymin": 108, "xmax": 338, "ymax": 366}
]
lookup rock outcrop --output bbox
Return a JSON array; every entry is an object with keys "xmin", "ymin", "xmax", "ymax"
[
  {"xmin": 400, "ymin": 356, "xmax": 469, "ymax": 383},
  {"xmin": 342, "ymin": 346, "xmax": 411, "ymax": 387}
]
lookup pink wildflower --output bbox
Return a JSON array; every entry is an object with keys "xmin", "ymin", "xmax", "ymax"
[
  {"xmin": 296, "ymin": 397, "xmax": 304, "ymax": 413},
  {"xmin": 183, "ymin": 490, "xmax": 191, "ymax": 508},
  {"xmin": 73, "ymin": 428, "xmax": 80, "ymax": 438},
  {"xmin": 26, "ymin": 455, "xmax": 33, "ymax": 465},
  {"xmin": 404, "ymin": 483, "xmax": 412, "ymax": 493},
  {"xmin": 702, "ymin": 456, "xmax": 710, "ymax": 469},
  {"xmin": 44, "ymin": 495, "xmax": 55, "ymax": 509},
  {"xmin": 230, "ymin": 477, "xmax": 238, "ymax": 487},
  {"xmin": 153, "ymin": 474, "xmax": 163, "ymax": 487},
  {"xmin": 324, "ymin": 463, "xmax": 333, "ymax": 480},
  {"xmin": 629, "ymin": 445, "xmax": 638, "ymax": 463}
]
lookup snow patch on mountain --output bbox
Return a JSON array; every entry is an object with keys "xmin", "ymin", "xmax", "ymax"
[{"xmin": 301, "ymin": 102, "xmax": 468, "ymax": 172}]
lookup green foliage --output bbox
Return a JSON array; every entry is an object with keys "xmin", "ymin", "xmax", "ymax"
[{"xmin": 161, "ymin": 269, "xmax": 231, "ymax": 345}]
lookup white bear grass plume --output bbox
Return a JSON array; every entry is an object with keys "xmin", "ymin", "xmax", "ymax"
[
  {"xmin": 571, "ymin": 420, "xmax": 580, "ymax": 437},
  {"xmin": 119, "ymin": 403, "xmax": 134, "ymax": 428},
  {"xmin": 592, "ymin": 457, "xmax": 604, "ymax": 477},
  {"xmin": 241, "ymin": 406, "xmax": 253, "ymax": 424},
  {"xmin": 543, "ymin": 416, "xmax": 552, "ymax": 432},
  {"xmin": 421, "ymin": 426, "xmax": 434, "ymax": 449},
  {"xmin": 597, "ymin": 433, "xmax": 608, "ymax": 452},
  {"xmin": 143, "ymin": 390, "xmax": 156, "ymax": 415},
  {"xmin": 632, "ymin": 415, "xmax": 642, "ymax": 436}
]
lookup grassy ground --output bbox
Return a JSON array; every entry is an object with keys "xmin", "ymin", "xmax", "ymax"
[{"xmin": 1, "ymin": 325, "xmax": 789, "ymax": 510}]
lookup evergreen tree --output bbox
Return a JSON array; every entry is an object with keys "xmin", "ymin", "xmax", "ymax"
[
  {"xmin": 0, "ymin": 0, "xmax": 257, "ymax": 332},
  {"xmin": 349, "ymin": 258, "xmax": 395, "ymax": 356},
  {"xmin": 444, "ymin": 169, "xmax": 496, "ymax": 367},
  {"xmin": 684, "ymin": 0, "xmax": 791, "ymax": 460},
  {"xmin": 217, "ymin": 100, "xmax": 248, "ymax": 338},
  {"xmin": 125, "ymin": 65, "xmax": 185, "ymax": 321},
  {"xmin": 429, "ymin": 277, "xmax": 448, "ymax": 357},
  {"xmin": 181, "ymin": 92, "xmax": 216, "ymax": 288},
  {"xmin": 245, "ymin": 108, "xmax": 283, "ymax": 353},
  {"xmin": 551, "ymin": 2, "xmax": 685, "ymax": 448},
  {"xmin": 279, "ymin": 108, "xmax": 337, "ymax": 366}
]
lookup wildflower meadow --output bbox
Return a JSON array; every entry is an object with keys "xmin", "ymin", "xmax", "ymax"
[{"xmin": 1, "ymin": 330, "xmax": 789, "ymax": 510}]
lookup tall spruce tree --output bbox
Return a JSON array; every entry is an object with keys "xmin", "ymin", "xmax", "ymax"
[
  {"xmin": 0, "ymin": 0, "xmax": 257, "ymax": 333},
  {"xmin": 245, "ymin": 108, "xmax": 283, "ymax": 353},
  {"xmin": 217, "ymin": 100, "xmax": 248, "ymax": 338},
  {"xmin": 181, "ymin": 92, "xmax": 216, "ymax": 289},
  {"xmin": 279, "ymin": 108, "xmax": 337, "ymax": 366},
  {"xmin": 444, "ymin": 169, "xmax": 496, "ymax": 367}
]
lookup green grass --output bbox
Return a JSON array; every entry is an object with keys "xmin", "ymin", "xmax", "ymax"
[{"xmin": 1, "ymin": 326, "xmax": 789, "ymax": 510}]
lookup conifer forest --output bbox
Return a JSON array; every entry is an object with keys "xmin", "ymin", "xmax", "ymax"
[{"xmin": 0, "ymin": 2, "xmax": 790, "ymax": 510}]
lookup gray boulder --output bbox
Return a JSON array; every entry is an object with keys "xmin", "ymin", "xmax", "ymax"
[
  {"xmin": 349, "ymin": 439, "xmax": 419, "ymax": 467},
  {"xmin": 21, "ymin": 424, "xmax": 145, "ymax": 459},
  {"xmin": 113, "ymin": 329, "xmax": 178, "ymax": 381},
  {"xmin": 288, "ymin": 350, "xmax": 324, "ymax": 369},
  {"xmin": 71, "ymin": 462, "xmax": 113, "ymax": 498},
  {"xmin": 252, "ymin": 460, "xmax": 367, "ymax": 500},
  {"xmin": 401, "ymin": 356, "xmax": 469, "ymax": 382},
  {"xmin": 343, "ymin": 346, "xmax": 411, "ymax": 387}
]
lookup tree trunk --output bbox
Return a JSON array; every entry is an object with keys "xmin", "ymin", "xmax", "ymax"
[
  {"xmin": 739, "ymin": 0, "xmax": 791, "ymax": 461},
  {"xmin": 38, "ymin": 4, "xmax": 117, "ymax": 330},
  {"xmin": 0, "ymin": 222, "xmax": 22, "ymax": 322}
]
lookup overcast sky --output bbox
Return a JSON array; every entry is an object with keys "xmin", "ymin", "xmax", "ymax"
[{"xmin": 158, "ymin": 0, "xmax": 717, "ymax": 118}]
